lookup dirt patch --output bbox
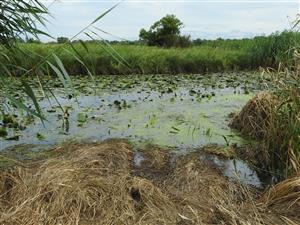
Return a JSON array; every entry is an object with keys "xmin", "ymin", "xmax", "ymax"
[{"xmin": 0, "ymin": 139, "xmax": 298, "ymax": 225}]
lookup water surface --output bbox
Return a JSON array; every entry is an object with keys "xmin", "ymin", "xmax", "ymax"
[{"xmin": 0, "ymin": 72, "xmax": 264, "ymax": 150}]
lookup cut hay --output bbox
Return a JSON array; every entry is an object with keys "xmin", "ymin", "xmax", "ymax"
[{"xmin": 0, "ymin": 139, "xmax": 299, "ymax": 225}]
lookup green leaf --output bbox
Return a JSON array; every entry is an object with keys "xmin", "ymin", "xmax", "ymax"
[
  {"xmin": 77, "ymin": 113, "xmax": 87, "ymax": 123},
  {"xmin": 21, "ymin": 80, "xmax": 44, "ymax": 123},
  {"xmin": 0, "ymin": 127, "xmax": 8, "ymax": 137},
  {"xmin": 71, "ymin": 1, "xmax": 121, "ymax": 40},
  {"xmin": 89, "ymin": 29, "xmax": 131, "ymax": 68},
  {"xmin": 79, "ymin": 40, "xmax": 89, "ymax": 53},
  {"xmin": 6, "ymin": 94, "xmax": 45, "ymax": 120},
  {"xmin": 47, "ymin": 61, "xmax": 67, "ymax": 89},
  {"xmin": 36, "ymin": 132, "xmax": 45, "ymax": 140},
  {"xmin": 91, "ymin": 2, "xmax": 122, "ymax": 25},
  {"xmin": 53, "ymin": 54, "xmax": 76, "ymax": 99},
  {"xmin": 64, "ymin": 48, "xmax": 95, "ymax": 82}
]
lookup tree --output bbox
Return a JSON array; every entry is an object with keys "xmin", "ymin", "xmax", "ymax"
[
  {"xmin": 26, "ymin": 38, "xmax": 41, "ymax": 44},
  {"xmin": 139, "ymin": 14, "xmax": 191, "ymax": 48},
  {"xmin": 57, "ymin": 37, "xmax": 69, "ymax": 44}
]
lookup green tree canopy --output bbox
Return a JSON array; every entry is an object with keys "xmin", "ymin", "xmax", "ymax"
[
  {"xmin": 139, "ymin": 14, "xmax": 191, "ymax": 48},
  {"xmin": 57, "ymin": 37, "xmax": 70, "ymax": 44}
]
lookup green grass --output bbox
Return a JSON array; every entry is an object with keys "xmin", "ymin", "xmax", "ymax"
[
  {"xmin": 6, "ymin": 43, "xmax": 248, "ymax": 75},
  {"xmin": 267, "ymin": 69, "xmax": 300, "ymax": 179},
  {"xmin": 2, "ymin": 31, "xmax": 300, "ymax": 76}
]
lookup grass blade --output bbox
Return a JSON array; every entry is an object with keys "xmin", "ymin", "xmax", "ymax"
[
  {"xmin": 21, "ymin": 80, "xmax": 44, "ymax": 123},
  {"xmin": 6, "ymin": 94, "xmax": 45, "ymax": 120}
]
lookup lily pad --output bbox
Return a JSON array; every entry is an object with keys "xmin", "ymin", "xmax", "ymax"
[
  {"xmin": 36, "ymin": 132, "xmax": 45, "ymax": 140},
  {"xmin": 0, "ymin": 128, "xmax": 8, "ymax": 137},
  {"xmin": 77, "ymin": 113, "xmax": 88, "ymax": 123}
]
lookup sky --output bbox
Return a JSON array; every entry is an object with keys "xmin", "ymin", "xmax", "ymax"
[{"xmin": 40, "ymin": 0, "xmax": 300, "ymax": 42}]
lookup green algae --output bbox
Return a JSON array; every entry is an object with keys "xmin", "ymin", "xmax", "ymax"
[
  {"xmin": 0, "ymin": 72, "xmax": 270, "ymax": 151},
  {"xmin": 108, "ymin": 93, "xmax": 252, "ymax": 148}
]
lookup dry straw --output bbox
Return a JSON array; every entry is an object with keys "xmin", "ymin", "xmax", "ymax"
[
  {"xmin": 230, "ymin": 89, "xmax": 300, "ymax": 178},
  {"xmin": 0, "ymin": 139, "xmax": 299, "ymax": 225}
]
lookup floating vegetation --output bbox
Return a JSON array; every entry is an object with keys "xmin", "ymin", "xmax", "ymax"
[
  {"xmin": 0, "ymin": 128, "xmax": 7, "ymax": 137},
  {"xmin": 77, "ymin": 112, "xmax": 88, "ymax": 124},
  {"xmin": 0, "ymin": 72, "xmax": 270, "ymax": 150},
  {"xmin": 36, "ymin": 132, "xmax": 45, "ymax": 140}
]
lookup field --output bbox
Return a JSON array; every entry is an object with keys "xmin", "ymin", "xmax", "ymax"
[{"xmin": 2, "ymin": 31, "xmax": 300, "ymax": 76}]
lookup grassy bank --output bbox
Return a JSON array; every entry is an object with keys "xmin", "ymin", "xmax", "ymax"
[{"xmin": 2, "ymin": 31, "xmax": 299, "ymax": 76}]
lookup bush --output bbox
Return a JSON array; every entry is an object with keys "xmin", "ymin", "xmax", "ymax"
[
  {"xmin": 139, "ymin": 15, "xmax": 191, "ymax": 48},
  {"xmin": 57, "ymin": 37, "xmax": 69, "ymax": 44}
]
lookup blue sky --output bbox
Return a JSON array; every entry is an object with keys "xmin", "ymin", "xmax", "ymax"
[{"xmin": 41, "ymin": 0, "xmax": 299, "ymax": 41}]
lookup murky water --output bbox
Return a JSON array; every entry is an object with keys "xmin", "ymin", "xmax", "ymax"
[
  {"xmin": 0, "ymin": 73, "xmax": 262, "ymax": 150},
  {"xmin": 134, "ymin": 151, "xmax": 262, "ymax": 188},
  {"xmin": 200, "ymin": 154, "xmax": 262, "ymax": 188},
  {"xmin": 0, "ymin": 73, "xmax": 268, "ymax": 187}
]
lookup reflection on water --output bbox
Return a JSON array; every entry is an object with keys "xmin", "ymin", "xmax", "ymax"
[
  {"xmin": 200, "ymin": 154, "xmax": 262, "ymax": 188},
  {"xmin": 134, "ymin": 150, "xmax": 262, "ymax": 188},
  {"xmin": 134, "ymin": 151, "xmax": 145, "ymax": 167}
]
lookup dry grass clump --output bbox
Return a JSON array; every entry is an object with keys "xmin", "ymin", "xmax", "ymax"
[
  {"xmin": 0, "ymin": 140, "xmax": 136, "ymax": 225},
  {"xmin": 230, "ymin": 90, "xmax": 300, "ymax": 178},
  {"xmin": 0, "ymin": 139, "xmax": 299, "ymax": 225},
  {"xmin": 203, "ymin": 145, "xmax": 236, "ymax": 158},
  {"xmin": 164, "ymin": 153, "xmax": 237, "ymax": 224},
  {"xmin": 230, "ymin": 92, "xmax": 279, "ymax": 140},
  {"xmin": 260, "ymin": 173, "xmax": 300, "ymax": 221},
  {"xmin": 138, "ymin": 146, "xmax": 172, "ymax": 171},
  {"xmin": 229, "ymin": 92, "xmax": 280, "ymax": 171}
]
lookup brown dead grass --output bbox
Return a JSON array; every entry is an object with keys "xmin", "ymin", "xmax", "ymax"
[
  {"xmin": 0, "ymin": 139, "xmax": 299, "ymax": 225},
  {"xmin": 230, "ymin": 90, "xmax": 300, "ymax": 180},
  {"xmin": 260, "ymin": 173, "xmax": 300, "ymax": 222},
  {"xmin": 230, "ymin": 92, "xmax": 278, "ymax": 140},
  {"xmin": 203, "ymin": 144, "xmax": 236, "ymax": 159}
]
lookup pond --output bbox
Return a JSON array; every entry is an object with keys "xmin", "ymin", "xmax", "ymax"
[
  {"xmin": 0, "ymin": 72, "xmax": 269, "ymax": 187},
  {"xmin": 1, "ymin": 72, "xmax": 266, "ymax": 150}
]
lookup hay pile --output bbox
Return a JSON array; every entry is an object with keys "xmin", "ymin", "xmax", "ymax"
[{"xmin": 0, "ymin": 139, "xmax": 299, "ymax": 225}]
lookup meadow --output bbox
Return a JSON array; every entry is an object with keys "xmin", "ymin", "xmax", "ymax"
[{"xmin": 2, "ymin": 31, "xmax": 300, "ymax": 76}]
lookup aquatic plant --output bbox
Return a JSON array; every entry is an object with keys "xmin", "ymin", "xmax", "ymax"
[{"xmin": 0, "ymin": 0, "xmax": 125, "ymax": 127}]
